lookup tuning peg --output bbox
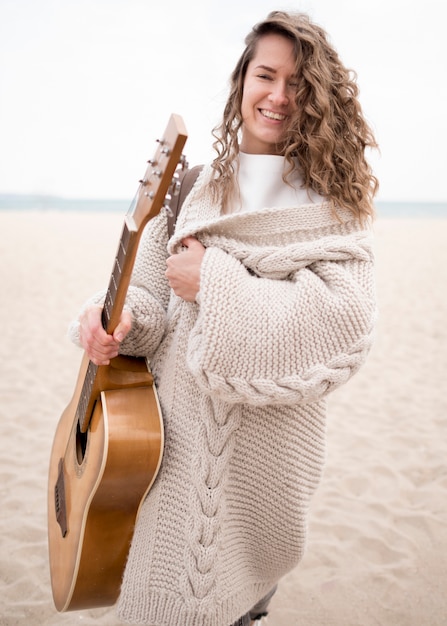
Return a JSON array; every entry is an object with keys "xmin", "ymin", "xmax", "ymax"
[
  {"xmin": 147, "ymin": 158, "xmax": 158, "ymax": 166},
  {"xmin": 164, "ymin": 204, "xmax": 174, "ymax": 217}
]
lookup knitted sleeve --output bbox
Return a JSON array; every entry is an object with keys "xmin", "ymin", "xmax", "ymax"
[
  {"xmin": 68, "ymin": 211, "xmax": 170, "ymax": 358},
  {"xmin": 187, "ymin": 234, "xmax": 376, "ymax": 406},
  {"xmin": 118, "ymin": 211, "xmax": 172, "ymax": 356}
]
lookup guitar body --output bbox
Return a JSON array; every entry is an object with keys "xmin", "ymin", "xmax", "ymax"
[
  {"xmin": 48, "ymin": 354, "xmax": 164, "ymax": 611},
  {"xmin": 47, "ymin": 114, "xmax": 188, "ymax": 612}
]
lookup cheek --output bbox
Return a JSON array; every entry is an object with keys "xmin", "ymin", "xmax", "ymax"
[
  {"xmin": 289, "ymin": 94, "xmax": 298, "ymax": 112},
  {"xmin": 240, "ymin": 87, "xmax": 256, "ymax": 121}
]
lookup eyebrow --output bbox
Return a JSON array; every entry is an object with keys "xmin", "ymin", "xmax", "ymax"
[{"xmin": 254, "ymin": 64, "xmax": 277, "ymax": 73}]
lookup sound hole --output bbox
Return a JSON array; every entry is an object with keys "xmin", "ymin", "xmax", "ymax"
[{"xmin": 76, "ymin": 421, "xmax": 89, "ymax": 465}]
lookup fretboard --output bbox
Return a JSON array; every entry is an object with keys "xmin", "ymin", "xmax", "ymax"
[
  {"xmin": 102, "ymin": 219, "xmax": 134, "ymax": 333},
  {"xmin": 76, "ymin": 360, "xmax": 99, "ymax": 433}
]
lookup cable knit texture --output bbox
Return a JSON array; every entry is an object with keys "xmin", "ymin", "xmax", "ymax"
[{"xmin": 72, "ymin": 164, "xmax": 376, "ymax": 626}]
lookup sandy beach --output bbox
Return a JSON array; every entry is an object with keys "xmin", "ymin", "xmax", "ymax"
[{"xmin": 0, "ymin": 209, "xmax": 446, "ymax": 626}]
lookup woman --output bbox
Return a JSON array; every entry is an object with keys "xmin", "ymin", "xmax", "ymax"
[{"xmin": 72, "ymin": 11, "xmax": 378, "ymax": 626}]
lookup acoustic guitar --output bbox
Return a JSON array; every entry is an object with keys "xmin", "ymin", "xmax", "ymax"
[{"xmin": 48, "ymin": 114, "xmax": 188, "ymax": 612}]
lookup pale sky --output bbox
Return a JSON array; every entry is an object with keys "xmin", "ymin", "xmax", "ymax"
[{"xmin": 0, "ymin": 0, "xmax": 446, "ymax": 202}]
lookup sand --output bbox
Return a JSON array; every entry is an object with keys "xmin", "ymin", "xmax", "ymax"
[{"xmin": 0, "ymin": 209, "xmax": 446, "ymax": 626}]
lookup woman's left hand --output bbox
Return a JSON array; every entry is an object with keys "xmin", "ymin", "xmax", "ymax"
[{"xmin": 165, "ymin": 236, "xmax": 206, "ymax": 302}]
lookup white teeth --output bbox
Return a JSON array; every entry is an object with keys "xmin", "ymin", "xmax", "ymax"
[{"xmin": 260, "ymin": 109, "xmax": 286, "ymax": 121}]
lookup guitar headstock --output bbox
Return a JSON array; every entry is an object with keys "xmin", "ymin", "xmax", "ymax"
[{"xmin": 129, "ymin": 114, "xmax": 188, "ymax": 230}]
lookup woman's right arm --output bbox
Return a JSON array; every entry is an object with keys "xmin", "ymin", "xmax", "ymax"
[{"xmin": 70, "ymin": 211, "xmax": 172, "ymax": 362}]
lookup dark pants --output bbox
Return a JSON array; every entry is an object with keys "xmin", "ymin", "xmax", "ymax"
[{"xmin": 230, "ymin": 586, "xmax": 277, "ymax": 626}]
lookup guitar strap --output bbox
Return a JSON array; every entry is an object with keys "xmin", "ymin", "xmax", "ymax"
[{"xmin": 167, "ymin": 164, "xmax": 203, "ymax": 238}]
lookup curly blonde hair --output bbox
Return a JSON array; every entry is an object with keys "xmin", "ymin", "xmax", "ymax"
[{"xmin": 210, "ymin": 11, "xmax": 379, "ymax": 221}]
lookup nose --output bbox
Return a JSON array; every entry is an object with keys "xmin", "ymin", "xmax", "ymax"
[{"xmin": 268, "ymin": 80, "xmax": 289, "ymax": 106}]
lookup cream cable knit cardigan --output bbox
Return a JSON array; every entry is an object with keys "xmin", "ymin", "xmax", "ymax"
[{"xmin": 70, "ymin": 164, "xmax": 376, "ymax": 625}]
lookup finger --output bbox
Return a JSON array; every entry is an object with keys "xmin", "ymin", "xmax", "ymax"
[
  {"xmin": 83, "ymin": 333, "xmax": 118, "ymax": 359},
  {"xmin": 81, "ymin": 328, "xmax": 119, "ymax": 364},
  {"xmin": 88, "ymin": 347, "xmax": 118, "ymax": 367},
  {"xmin": 183, "ymin": 238, "xmax": 206, "ymax": 256},
  {"xmin": 113, "ymin": 310, "xmax": 132, "ymax": 343},
  {"xmin": 180, "ymin": 236, "xmax": 201, "ymax": 249}
]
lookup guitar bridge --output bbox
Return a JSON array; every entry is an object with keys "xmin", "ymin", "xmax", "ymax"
[{"xmin": 55, "ymin": 458, "xmax": 68, "ymax": 537}]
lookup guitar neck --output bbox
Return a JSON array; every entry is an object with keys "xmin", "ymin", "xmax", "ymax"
[
  {"xmin": 76, "ymin": 114, "xmax": 188, "ymax": 433},
  {"xmin": 103, "ymin": 115, "xmax": 188, "ymax": 334}
]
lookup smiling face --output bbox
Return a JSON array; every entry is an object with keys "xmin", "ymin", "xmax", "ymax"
[{"xmin": 240, "ymin": 33, "xmax": 298, "ymax": 155}]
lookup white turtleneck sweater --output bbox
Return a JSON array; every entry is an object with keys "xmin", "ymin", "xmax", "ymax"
[{"xmin": 232, "ymin": 152, "xmax": 324, "ymax": 213}]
